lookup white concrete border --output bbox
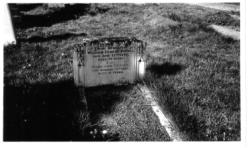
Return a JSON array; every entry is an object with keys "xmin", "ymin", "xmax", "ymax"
[
  {"xmin": 210, "ymin": 24, "xmax": 240, "ymax": 40},
  {"xmin": 139, "ymin": 85, "xmax": 183, "ymax": 141}
]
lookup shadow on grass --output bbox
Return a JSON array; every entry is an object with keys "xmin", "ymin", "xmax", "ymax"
[
  {"xmin": 147, "ymin": 62, "xmax": 184, "ymax": 77},
  {"xmin": 18, "ymin": 32, "xmax": 87, "ymax": 43},
  {"xmin": 74, "ymin": 84, "xmax": 134, "ymax": 141},
  {"xmin": 9, "ymin": 4, "xmax": 109, "ymax": 29},
  {"xmin": 8, "ymin": 4, "xmax": 43, "ymax": 12},
  {"xmin": 4, "ymin": 79, "xmax": 85, "ymax": 141},
  {"xmin": 4, "ymin": 79, "xmax": 125, "ymax": 141},
  {"xmin": 157, "ymin": 87, "xmax": 208, "ymax": 141},
  {"xmin": 85, "ymin": 84, "xmax": 133, "ymax": 123}
]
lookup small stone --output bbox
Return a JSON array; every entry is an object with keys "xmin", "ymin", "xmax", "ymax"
[
  {"xmin": 102, "ymin": 130, "xmax": 108, "ymax": 134},
  {"xmin": 94, "ymin": 128, "xmax": 97, "ymax": 134}
]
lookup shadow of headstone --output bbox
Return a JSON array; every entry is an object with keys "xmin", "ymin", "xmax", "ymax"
[
  {"xmin": 4, "ymin": 80, "xmax": 84, "ymax": 141},
  {"xmin": 147, "ymin": 62, "xmax": 184, "ymax": 77}
]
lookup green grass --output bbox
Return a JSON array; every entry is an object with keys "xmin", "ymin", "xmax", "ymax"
[{"xmin": 4, "ymin": 3, "xmax": 240, "ymax": 141}]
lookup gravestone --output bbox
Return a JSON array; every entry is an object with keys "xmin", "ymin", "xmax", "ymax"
[{"xmin": 73, "ymin": 37, "xmax": 146, "ymax": 87}]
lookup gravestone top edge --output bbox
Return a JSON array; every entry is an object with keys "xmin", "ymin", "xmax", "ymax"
[
  {"xmin": 78, "ymin": 37, "xmax": 143, "ymax": 46},
  {"xmin": 73, "ymin": 37, "xmax": 145, "ymax": 53},
  {"xmin": 81, "ymin": 37, "xmax": 143, "ymax": 43}
]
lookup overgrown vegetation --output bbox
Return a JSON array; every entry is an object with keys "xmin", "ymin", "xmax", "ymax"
[{"xmin": 4, "ymin": 3, "xmax": 240, "ymax": 141}]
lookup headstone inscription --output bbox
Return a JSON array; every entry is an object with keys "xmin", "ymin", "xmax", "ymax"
[{"xmin": 73, "ymin": 37, "xmax": 146, "ymax": 87}]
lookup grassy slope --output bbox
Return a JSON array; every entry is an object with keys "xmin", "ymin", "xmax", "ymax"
[{"xmin": 4, "ymin": 3, "xmax": 240, "ymax": 141}]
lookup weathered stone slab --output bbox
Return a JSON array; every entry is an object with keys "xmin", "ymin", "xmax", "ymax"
[{"xmin": 73, "ymin": 37, "xmax": 146, "ymax": 87}]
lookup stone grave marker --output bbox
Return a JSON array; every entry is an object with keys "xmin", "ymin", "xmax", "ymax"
[{"xmin": 73, "ymin": 37, "xmax": 146, "ymax": 87}]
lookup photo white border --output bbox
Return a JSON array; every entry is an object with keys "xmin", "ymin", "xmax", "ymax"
[{"xmin": 0, "ymin": 0, "xmax": 247, "ymax": 148}]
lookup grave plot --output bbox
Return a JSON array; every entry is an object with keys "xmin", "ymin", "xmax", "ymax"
[{"xmin": 72, "ymin": 37, "xmax": 177, "ymax": 141}]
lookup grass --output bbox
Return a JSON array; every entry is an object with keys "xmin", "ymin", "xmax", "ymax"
[
  {"xmin": 84, "ymin": 85, "xmax": 171, "ymax": 141},
  {"xmin": 4, "ymin": 3, "xmax": 240, "ymax": 141},
  {"xmin": 144, "ymin": 31, "xmax": 240, "ymax": 140}
]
